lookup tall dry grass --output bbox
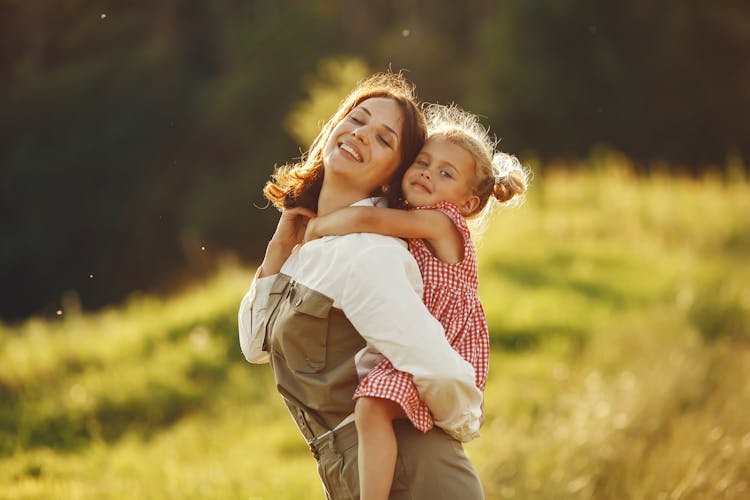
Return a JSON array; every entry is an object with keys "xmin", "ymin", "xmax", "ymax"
[{"xmin": 1, "ymin": 162, "xmax": 748, "ymax": 499}]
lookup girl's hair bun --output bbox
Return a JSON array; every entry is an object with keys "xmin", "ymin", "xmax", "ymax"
[{"xmin": 492, "ymin": 153, "xmax": 528, "ymax": 203}]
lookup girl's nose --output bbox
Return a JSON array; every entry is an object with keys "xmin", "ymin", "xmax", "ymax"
[{"xmin": 420, "ymin": 169, "xmax": 431, "ymax": 179}]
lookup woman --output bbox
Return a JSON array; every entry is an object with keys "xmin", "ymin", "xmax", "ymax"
[{"xmin": 238, "ymin": 73, "xmax": 484, "ymax": 499}]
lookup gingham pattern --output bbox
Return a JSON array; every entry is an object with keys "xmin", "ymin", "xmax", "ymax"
[{"xmin": 353, "ymin": 201, "xmax": 490, "ymax": 432}]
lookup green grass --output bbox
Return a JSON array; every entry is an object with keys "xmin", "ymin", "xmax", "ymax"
[{"xmin": 1, "ymin": 163, "xmax": 749, "ymax": 499}]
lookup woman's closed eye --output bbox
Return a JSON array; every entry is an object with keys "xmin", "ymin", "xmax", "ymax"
[
  {"xmin": 349, "ymin": 115, "xmax": 364, "ymax": 125},
  {"xmin": 377, "ymin": 135, "xmax": 392, "ymax": 148}
]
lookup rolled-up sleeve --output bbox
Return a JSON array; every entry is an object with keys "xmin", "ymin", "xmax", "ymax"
[
  {"xmin": 238, "ymin": 268, "xmax": 276, "ymax": 364},
  {"xmin": 340, "ymin": 244, "xmax": 483, "ymax": 441}
]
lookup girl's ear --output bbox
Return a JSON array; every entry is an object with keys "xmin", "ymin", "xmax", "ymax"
[{"xmin": 460, "ymin": 195, "xmax": 480, "ymax": 216}]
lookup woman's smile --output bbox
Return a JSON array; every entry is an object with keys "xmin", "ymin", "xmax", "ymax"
[
  {"xmin": 338, "ymin": 141, "xmax": 363, "ymax": 162},
  {"xmin": 322, "ymin": 97, "xmax": 404, "ymax": 199}
]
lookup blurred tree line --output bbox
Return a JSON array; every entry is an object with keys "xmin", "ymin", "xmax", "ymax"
[{"xmin": 1, "ymin": 0, "xmax": 748, "ymax": 320}]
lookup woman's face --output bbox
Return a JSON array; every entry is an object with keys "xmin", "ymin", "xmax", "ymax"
[{"xmin": 322, "ymin": 97, "xmax": 404, "ymax": 198}]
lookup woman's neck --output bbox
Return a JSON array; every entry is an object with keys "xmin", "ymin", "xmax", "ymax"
[{"xmin": 317, "ymin": 178, "xmax": 372, "ymax": 216}]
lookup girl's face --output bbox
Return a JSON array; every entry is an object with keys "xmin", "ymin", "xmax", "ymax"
[
  {"xmin": 323, "ymin": 97, "xmax": 404, "ymax": 198},
  {"xmin": 401, "ymin": 136, "xmax": 481, "ymax": 216}
]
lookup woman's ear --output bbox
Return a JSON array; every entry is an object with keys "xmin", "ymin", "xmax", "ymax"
[{"xmin": 460, "ymin": 195, "xmax": 481, "ymax": 216}]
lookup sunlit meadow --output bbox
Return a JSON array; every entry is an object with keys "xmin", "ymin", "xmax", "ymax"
[{"xmin": 1, "ymin": 161, "xmax": 749, "ymax": 499}]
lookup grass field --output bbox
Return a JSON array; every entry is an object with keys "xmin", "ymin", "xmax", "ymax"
[{"xmin": 1, "ymin": 163, "xmax": 749, "ymax": 499}]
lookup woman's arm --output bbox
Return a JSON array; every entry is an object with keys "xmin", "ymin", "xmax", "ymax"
[
  {"xmin": 340, "ymin": 243, "xmax": 483, "ymax": 442},
  {"xmin": 238, "ymin": 269, "xmax": 275, "ymax": 363},
  {"xmin": 238, "ymin": 207, "xmax": 315, "ymax": 363},
  {"xmin": 260, "ymin": 207, "xmax": 316, "ymax": 277},
  {"xmin": 305, "ymin": 206, "xmax": 454, "ymax": 243}
]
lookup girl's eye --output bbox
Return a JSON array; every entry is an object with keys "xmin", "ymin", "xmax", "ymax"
[
  {"xmin": 415, "ymin": 159, "xmax": 428, "ymax": 167},
  {"xmin": 440, "ymin": 170, "xmax": 453, "ymax": 178},
  {"xmin": 377, "ymin": 135, "xmax": 392, "ymax": 148},
  {"xmin": 349, "ymin": 115, "xmax": 364, "ymax": 124}
]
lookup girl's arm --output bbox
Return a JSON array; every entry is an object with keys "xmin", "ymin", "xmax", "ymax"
[{"xmin": 304, "ymin": 206, "xmax": 463, "ymax": 261}]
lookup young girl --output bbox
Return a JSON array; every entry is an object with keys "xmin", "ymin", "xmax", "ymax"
[{"xmin": 304, "ymin": 104, "xmax": 529, "ymax": 500}]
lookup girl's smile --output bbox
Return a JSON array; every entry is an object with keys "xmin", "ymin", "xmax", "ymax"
[{"xmin": 401, "ymin": 136, "xmax": 480, "ymax": 215}]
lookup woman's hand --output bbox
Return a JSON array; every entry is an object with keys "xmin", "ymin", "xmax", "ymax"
[
  {"xmin": 259, "ymin": 207, "xmax": 316, "ymax": 277},
  {"xmin": 303, "ymin": 217, "xmax": 322, "ymax": 244},
  {"xmin": 270, "ymin": 207, "xmax": 317, "ymax": 249}
]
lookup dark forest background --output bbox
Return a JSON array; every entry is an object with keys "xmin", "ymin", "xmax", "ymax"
[{"xmin": 1, "ymin": 0, "xmax": 748, "ymax": 320}]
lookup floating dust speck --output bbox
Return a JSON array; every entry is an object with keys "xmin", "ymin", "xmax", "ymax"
[
  {"xmin": 676, "ymin": 286, "xmax": 695, "ymax": 310},
  {"xmin": 69, "ymin": 384, "xmax": 88, "ymax": 405},
  {"xmin": 56, "ymin": 309, "xmax": 63, "ymax": 316},
  {"xmin": 613, "ymin": 412, "xmax": 629, "ymax": 429},
  {"xmin": 715, "ymin": 476, "xmax": 732, "ymax": 492},
  {"xmin": 708, "ymin": 426, "xmax": 724, "ymax": 442},
  {"xmin": 100, "ymin": 13, "xmax": 107, "ymax": 20},
  {"xmin": 500, "ymin": 487, "xmax": 515, "ymax": 498},
  {"xmin": 618, "ymin": 371, "xmax": 637, "ymax": 391},
  {"xmin": 89, "ymin": 274, "xmax": 94, "ymax": 279},
  {"xmin": 201, "ymin": 246, "xmax": 206, "ymax": 251},
  {"xmin": 190, "ymin": 326, "xmax": 211, "ymax": 350},
  {"xmin": 402, "ymin": 29, "xmax": 410, "ymax": 37},
  {"xmin": 594, "ymin": 400, "xmax": 611, "ymax": 418},
  {"xmin": 552, "ymin": 363, "xmax": 569, "ymax": 381},
  {"xmin": 567, "ymin": 476, "xmax": 590, "ymax": 493}
]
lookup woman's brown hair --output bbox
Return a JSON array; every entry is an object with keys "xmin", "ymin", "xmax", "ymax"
[{"xmin": 264, "ymin": 73, "xmax": 427, "ymax": 211}]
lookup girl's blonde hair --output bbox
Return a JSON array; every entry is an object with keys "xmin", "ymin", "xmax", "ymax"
[
  {"xmin": 264, "ymin": 73, "xmax": 427, "ymax": 211},
  {"xmin": 424, "ymin": 104, "xmax": 530, "ymax": 235}
]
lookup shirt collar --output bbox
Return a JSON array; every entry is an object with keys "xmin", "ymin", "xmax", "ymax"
[{"xmin": 351, "ymin": 197, "xmax": 388, "ymax": 208}]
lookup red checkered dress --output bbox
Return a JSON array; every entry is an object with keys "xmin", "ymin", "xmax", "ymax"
[{"xmin": 353, "ymin": 201, "xmax": 490, "ymax": 432}]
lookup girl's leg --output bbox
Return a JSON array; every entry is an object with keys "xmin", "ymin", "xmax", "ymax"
[{"xmin": 355, "ymin": 396, "xmax": 406, "ymax": 500}]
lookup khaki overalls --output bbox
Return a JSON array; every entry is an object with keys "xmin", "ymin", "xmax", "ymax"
[{"xmin": 263, "ymin": 274, "xmax": 484, "ymax": 500}]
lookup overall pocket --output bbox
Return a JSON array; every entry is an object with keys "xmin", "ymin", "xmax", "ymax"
[{"xmin": 273, "ymin": 282, "xmax": 332, "ymax": 374}]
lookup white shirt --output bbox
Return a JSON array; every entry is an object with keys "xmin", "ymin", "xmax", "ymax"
[{"xmin": 238, "ymin": 197, "xmax": 482, "ymax": 441}]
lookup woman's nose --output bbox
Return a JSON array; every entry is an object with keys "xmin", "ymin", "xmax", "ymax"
[{"xmin": 352, "ymin": 127, "xmax": 368, "ymax": 144}]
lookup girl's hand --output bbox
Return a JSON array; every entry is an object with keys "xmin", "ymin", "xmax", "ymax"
[{"xmin": 259, "ymin": 207, "xmax": 316, "ymax": 277}]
